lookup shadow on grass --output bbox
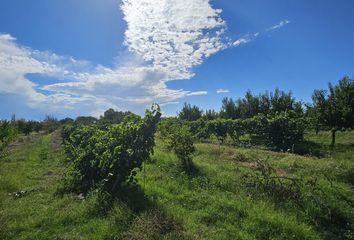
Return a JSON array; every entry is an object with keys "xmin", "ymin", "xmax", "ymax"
[
  {"xmin": 86, "ymin": 184, "xmax": 190, "ymax": 240},
  {"xmin": 114, "ymin": 184, "xmax": 155, "ymax": 213},
  {"xmin": 80, "ymin": 183, "xmax": 156, "ymax": 218},
  {"xmin": 295, "ymin": 141, "xmax": 354, "ymax": 158},
  {"xmin": 338, "ymin": 166, "xmax": 354, "ymax": 186},
  {"xmin": 182, "ymin": 160, "xmax": 202, "ymax": 177},
  {"xmin": 294, "ymin": 140, "xmax": 326, "ymax": 157}
]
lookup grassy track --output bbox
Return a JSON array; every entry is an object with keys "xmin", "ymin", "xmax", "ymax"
[
  {"xmin": 0, "ymin": 133, "xmax": 123, "ymax": 239},
  {"xmin": 0, "ymin": 131, "xmax": 353, "ymax": 239}
]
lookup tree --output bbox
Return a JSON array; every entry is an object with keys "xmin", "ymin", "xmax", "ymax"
[
  {"xmin": 312, "ymin": 76, "xmax": 354, "ymax": 146},
  {"xmin": 220, "ymin": 89, "xmax": 303, "ymax": 119},
  {"xmin": 259, "ymin": 92, "xmax": 271, "ymax": 115},
  {"xmin": 42, "ymin": 116, "xmax": 60, "ymax": 133},
  {"xmin": 203, "ymin": 109, "xmax": 219, "ymax": 120},
  {"xmin": 100, "ymin": 108, "xmax": 132, "ymax": 124},
  {"xmin": 220, "ymin": 97, "xmax": 239, "ymax": 119},
  {"xmin": 75, "ymin": 116, "xmax": 97, "ymax": 125},
  {"xmin": 60, "ymin": 118, "xmax": 74, "ymax": 125},
  {"xmin": 270, "ymin": 89, "xmax": 294, "ymax": 113},
  {"xmin": 240, "ymin": 90, "xmax": 261, "ymax": 118},
  {"xmin": 178, "ymin": 103, "xmax": 203, "ymax": 121},
  {"xmin": 307, "ymin": 90, "xmax": 327, "ymax": 134}
]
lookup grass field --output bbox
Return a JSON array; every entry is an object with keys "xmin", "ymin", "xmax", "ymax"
[{"xmin": 0, "ymin": 130, "xmax": 353, "ymax": 239}]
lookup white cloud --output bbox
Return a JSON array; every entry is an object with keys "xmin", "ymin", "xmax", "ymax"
[
  {"xmin": 121, "ymin": 0, "xmax": 226, "ymax": 79},
  {"xmin": 216, "ymin": 89, "xmax": 230, "ymax": 94},
  {"xmin": 232, "ymin": 37, "xmax": 251, "ymax": 47},
  {"xmin": 0, "ymin": 34, "xmax": 98, "ymax": 111},
  {"xmin": 0, "ymin": 2, "xmax": 290, "ymax": 117},
  {"xmin": 267, "ymin": 20, "xmax": 290, "ymax": 31},
  {"xmin": 0, "ymin": 1, "xmax": 226, "ymax": 116},
  {"xmin": 230, "ymin": 20, "xmax": 291, "ymax": 48},
  {"xmin": 159, "ymin": 101, "xmax": 179, "ymax": 107}
]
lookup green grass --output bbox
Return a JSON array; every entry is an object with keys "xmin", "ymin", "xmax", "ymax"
[{"xmin": 0, "ymin": 131, "xmax": 353, "ymax": 239}]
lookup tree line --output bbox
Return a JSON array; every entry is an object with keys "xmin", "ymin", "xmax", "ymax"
[{"xmin": 177, "ymin": 76, "xmax": 354, "ymax": 146}]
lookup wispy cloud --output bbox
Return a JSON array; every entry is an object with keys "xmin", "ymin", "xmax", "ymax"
[
  {"xmin": 267, "ymin": 20, "xmax": 290, "ymax": 31},
  {"xmin": 216, "ymin": 89, "xmax": 230, "ymax": 94},
  {"xmin": 232, "ymin": 38, "xmax": 251, "ymax": 47},
  {"xmin": 231, "ymin": 19, "xmax": 291, "ymax": 48}
]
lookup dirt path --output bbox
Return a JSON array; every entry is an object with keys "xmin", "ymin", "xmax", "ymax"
[
  {"xmin": 50, "ymin": 129, "xmax": 63, "ymax": 152},
  {"xmin": 6, "ymin": 130, "xmax": 63, "ymax": 154},
  {"xmin": 6, "ymin": 132, "xmax": 45, "ymax": 153}
]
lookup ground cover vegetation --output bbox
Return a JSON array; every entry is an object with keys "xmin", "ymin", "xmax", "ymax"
[{"xmin": 0, "ymin": 76, "xmax": 353, "ymax": 239}]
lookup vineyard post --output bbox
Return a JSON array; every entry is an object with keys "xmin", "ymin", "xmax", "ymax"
[{"xmin": 143, "ymin": 160, "xmax": 146, "ymax": 191}]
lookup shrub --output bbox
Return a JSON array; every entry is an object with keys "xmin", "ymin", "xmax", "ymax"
[
  {"xmin": 167, "ymin": 125, "xmax": 196, "ymax": 173},
  {"xmin": 209, "ymin": 119, "xmax": 228, "ymax": 144},
  {"xmin": 63, "ymin": 106, "xmax": 161, "ymax": 195},
  {"xmin": 158, "ymin": 118, "xmax": 183, "ymax": 139},
  {"xmin": 42, "ymin": 116, "xmax": 60, "ymax": 133},
  {"xmin": 188, "ymin": 119, "xmax": 211, "ymax": 140},
  {"xmin": 226, "ymin": 119, "xmax": 246, "ymax": 145},
  {"xmin": 266, "ymin": 112, "xmax": 305, "ymax": 151},
  {"xmin": 241, "ymin": 158, "xmax": 319, "ymax": 206},
  {"xmin": 0, "ymin": 121, "xmax": 17, "ymax": 155}
]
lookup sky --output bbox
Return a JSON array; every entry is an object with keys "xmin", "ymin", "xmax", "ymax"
[{"xmin": 0, "ymin": 0, "xmax": 354, "ymax": 120}]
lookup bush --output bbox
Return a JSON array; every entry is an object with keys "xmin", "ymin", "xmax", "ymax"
[
  {"xmin": 208, "ymin": 119, "xmax": 228, "ymax": 144},
  {"xmin": 63, "ymin": 106, "xmax": 161, "ymax": 195},
  {"xmin": 266, "ymin": 112, "xmax": 305, "ymax": 151},
  {"xmin": 189, "ymin": 119, "xmax": 211, "ymax": 140},
  {"xmin": 160, "ymin": 112, "xmax": 305, "ymax": 152},
  {"xmin": 187, "ymin": 112, "xmax": 305, "ymax": 152},
  {"xmin": 42, "ymin": 116, "xmax": 60, "ymax": 133},
  {"xmin": 0, "ymin": 121, "xmax": 17, "ymax": 155},
  {"xmin": 158, "ymin": 118, "xmax": 183, "ymax": 139},
  {"xmin": 226, "ymin": 119, "xmax": 246, "ymax": 145},
  {"xmin": 167, "ymin": 125, "xmax": 196, "ymax": 173}
]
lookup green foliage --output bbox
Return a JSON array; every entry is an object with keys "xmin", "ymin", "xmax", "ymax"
[
  {"xmin": 311, "ymin": 76, "xmax": 354, "ymax": 145},
  {"xmin": 220, "ymin": 97, "xmax": 240, "ymax": 119},
  {"xmin": 63, "ymin": 106, "xmax": 161, "ymax": 195},
  {"xmin": 100, "ymin": 108, "xmax": 140, "ymax": 125},
  {"xmin": 14, "ymin": 119, "xmax": 42, "ymax": 135},
  {"xmin": 158, "ymin": 117, "xmax": 183, "ymax": 139},
  {"xmin": 123, "ymin": 112, "xmax": 142, "ymax": 123},
  {"xmin": 15, "ymin": 119, "xmax": 31, "ymax": 135},
  {"xmin": 266, "ymin": 112, "xmax": 305, "ymax": 151},
  {"xmin": 187, "ymin": 112, "xmax": 305, "ymax": 152},
  {"xmin": 31, "ymin": 121, "xmax": 43, "ymax": 132},
  {"xmin": 220, "ymin": 89, "xmax": 304, "ymax": 119},
  {"xmin": 0, "ymin": 120, "xmax": 17, "ymax": 154},
  {"xmin": 208, "ymin": 119, "xmax": 228, "ymax": 144},
  {"xmin": 167, "ymin": 125, "xmax": 196, "ymax": 173},
  {"xmin": 241, "ymin": 156, "xmax": 354, "ymax": 238},
  {"xmin": 75, "ymin": 116, "xmax": 97, "ymax": 125},
  {"xmin": 178, "ymin": 102, "xmax": 203, "ymax": 121},
  {"xmin": 189, "ymin": 119, "xmax": 212, "ymax": 140},
  {"xmin": 42, "ymin": 116, "xmax": 60, "ymax": 133},
  {"xmin": 59, "ymin": 117, "xmax": 74, "ymax": 125},
  {"xmin": 226, "ymin": 119, "xmax": 246, "ymax": 145},
  {"xmin": 1, "ymin": 128, "xmax": 353, "ymax": 239},
  {"xmin": 242, "ymin": 158, "xmax": 319, "ymax": 206},
  {"xmin": 202, "ymin": 109, "xmax": 219, "ymax": 120}
]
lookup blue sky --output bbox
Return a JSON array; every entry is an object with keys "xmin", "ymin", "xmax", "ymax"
[{"xmin": 0, "ymin": 0, "xmax": 353, "ymax": 120}]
